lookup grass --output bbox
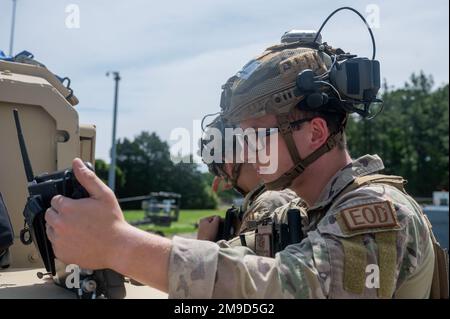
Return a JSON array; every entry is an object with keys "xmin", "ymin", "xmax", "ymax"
[{"xmin": 123, "ymin": 209, "xmax": 226, "ymax": 236}]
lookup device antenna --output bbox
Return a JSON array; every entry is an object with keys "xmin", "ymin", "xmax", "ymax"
[{"xmin": 13, "ymin": 109, "xmax": 35, "ymax": 183}]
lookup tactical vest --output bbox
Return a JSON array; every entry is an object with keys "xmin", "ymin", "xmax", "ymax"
[
  {"xmin": 229, "ymin": 174, "xmax": 449, "ymax": 299},
  {"xmin": 218, "ymin": 184, "xmax": 266, "ymax": 241}
]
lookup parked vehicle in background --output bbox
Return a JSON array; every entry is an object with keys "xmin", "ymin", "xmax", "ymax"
[{"xmin": 422, "ymin": 192, "xmax": 449, "ymax": 250}]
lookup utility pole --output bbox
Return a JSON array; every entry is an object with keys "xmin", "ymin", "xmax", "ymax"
[
  {"xmin": 106, "ymin": 71, "xmax": 121, "ymax": 192},
  {"xmin": 9, "ymin": 0, "xmax": 18, "ymax": 56}
]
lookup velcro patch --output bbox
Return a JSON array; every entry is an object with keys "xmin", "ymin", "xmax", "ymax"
[
  {"xmin": 255, "ymin": 224, "xmax": 273, "ymax": 257},
  {"xmin": 339, "ymin": 201, "xmax": 399, "ymax": 232}
]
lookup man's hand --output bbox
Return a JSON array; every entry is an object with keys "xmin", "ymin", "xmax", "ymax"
[
  {"xmin": 197, "ymin": 215, "xmax": 221, "ymax": 241},
  {"xmin": 45, "ymin": 158, "xmax": 131, "ymax": 270}
]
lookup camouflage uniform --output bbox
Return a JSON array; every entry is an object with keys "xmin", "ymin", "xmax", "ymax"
[
  {"xmin": 237, "ymin": 185, "xmax": 298, "ymax": 234},
  {"xmin": 168, "ymin": 155, "xmax": 435, "ymax": 298},
  {"xmin": 223, "ymin": 185, "xmax": 298, "ymax": 252}
]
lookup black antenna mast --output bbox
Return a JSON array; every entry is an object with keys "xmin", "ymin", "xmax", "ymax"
[{"xmin": 13, "ymin": 109, "xmax": 35, "ymax": 183}]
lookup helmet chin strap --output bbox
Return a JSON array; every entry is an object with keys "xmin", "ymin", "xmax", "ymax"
[
  {"xmin": 229, "ymin": 163, "xmax": 246, "ymax": 195},
  {"xmin": 215, "ymin": 163, "xmax": 245, "ymax": 195},
  {"xmin": 264, "ymin": 113, "xmax": 343, "ymax": 191}
]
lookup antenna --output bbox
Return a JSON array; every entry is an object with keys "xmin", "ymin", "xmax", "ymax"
[{"xmin": 13, "ymin": 109, "xmax": 35, "ymax": 183}]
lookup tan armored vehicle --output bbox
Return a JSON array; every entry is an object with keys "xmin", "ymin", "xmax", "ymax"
[{"xmin": 0, "ymin": 52, "xmax": 166, "ymax": 299}]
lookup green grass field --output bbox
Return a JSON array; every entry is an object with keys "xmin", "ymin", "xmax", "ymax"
[{"xmin": 123, "ymin": 209, "xmax": 226, "ymax": 236}]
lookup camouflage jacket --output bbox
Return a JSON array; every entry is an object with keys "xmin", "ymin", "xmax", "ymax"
[
  {"xmin": 168, "ymin": 155, "xmax": 435, "ymax": 298},
  {"xmin": 237, "ymin": 185, "xmax": 298, "ymax": 234}
]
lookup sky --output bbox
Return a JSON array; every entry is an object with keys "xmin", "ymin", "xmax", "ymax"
[{"xmin": 1, "ymin": 0, "xmax": 449, "ymax": 164}]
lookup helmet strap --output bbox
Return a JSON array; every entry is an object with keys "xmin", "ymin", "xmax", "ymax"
[
  {"xmin": 230, "ymin": 163, "xmax": 245, "ymax": 195},
  {"xmin": 264, "ymin": 113, "xmax": 343, "ymax": 190}
]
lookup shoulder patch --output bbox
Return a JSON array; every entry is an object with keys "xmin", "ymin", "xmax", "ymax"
[{"xmin": 338, "ymin": 201, "xmax": 399, "ymax": 233}]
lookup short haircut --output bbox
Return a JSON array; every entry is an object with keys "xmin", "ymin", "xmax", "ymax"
[{"xmin": 289, "ymin": 99, "xmax": 348, "ymax": 150}]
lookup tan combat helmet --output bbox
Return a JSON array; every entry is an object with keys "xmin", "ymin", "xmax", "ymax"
[
  {"xmin": 0, "ymin": 52, "xmax": 96, "ymax": 269},
  {"xmin": 220, "ymin": 42, "xmax": 348, "ymax": 191},
  {"xmin": 221, "ymin": 43, "xmax": 332, "ymax": 124},
  {"xmin": 221, "ymin": 9, "xmax": 382, "ymax": 191}
]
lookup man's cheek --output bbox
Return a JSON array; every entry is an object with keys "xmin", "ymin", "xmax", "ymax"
[
  {"xmin": 257, "ymin": 150, "xmax": 278, "ymax": 175},
  {"xmin": 292, "ymin": 129, "xmax": 310, "ymax": 159},
  {"xmin": 257, "ymin": 136, "xmax": 290, "ymax": 179}
]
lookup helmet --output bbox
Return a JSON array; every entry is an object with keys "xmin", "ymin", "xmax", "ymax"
[
  {"xmin": 219, "ymin": 8, "xmax": 382, "ymax": 191},
  {"xmin": 220, "ymin": 42, "xmax": 350, "ymax": 190},
  {"xmin": 221, "ymin": 7, "xmax": 381, "ymax": 124},
  {"xmin": 221, "ymin": 42, "xmax": 336, "ymax": 124},
  {"xmin": 199, "ymin": 114, "xmax": 245, "ymax": 194}
]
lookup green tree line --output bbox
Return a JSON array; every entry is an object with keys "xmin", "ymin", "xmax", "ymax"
[
  {"xmin": 96, "ymin": 132, "xmax": 218, "ymax": 209},
  {"xmin": 96, "ymin": 72, "xmax": 448, "ymax": 208},
  {"xmin": 347, "ymin": 72, "xmax": 448, "ymax": 197}
]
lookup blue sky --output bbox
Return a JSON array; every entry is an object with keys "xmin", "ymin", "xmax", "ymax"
[{"xmin": 1, "ymin": 0, "xmax": 448, "ymax": 163}]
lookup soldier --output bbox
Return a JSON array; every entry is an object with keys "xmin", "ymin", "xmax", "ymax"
[
  {"xmin": 43, "ymin": 38, "xmax": 448, "ymax": 299},
  {"xmin": 197, "ymin": 115, "xmax": 297, "ymax": 242}
]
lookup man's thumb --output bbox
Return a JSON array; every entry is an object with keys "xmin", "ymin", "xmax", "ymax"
[{"xmin": 72, "ymin": 158, "xmax": 109, "ymax": 198}]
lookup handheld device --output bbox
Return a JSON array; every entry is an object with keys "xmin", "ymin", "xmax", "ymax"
[{"xmin": 13, "ymin": 109, "xmax": 126, "ymax": 299}]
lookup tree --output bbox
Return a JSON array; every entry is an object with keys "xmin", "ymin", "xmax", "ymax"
[
  {"xmin": 94, "ymin": 159, "xmax": 125, "ymax": 191},
  {"xmin": 346, "ymin": 72, "xmax": 449, "ymax": 197},
  {"xmin": 168, "ymin": 157, "xmax": 218, "ymax": 209},
  {"xmin": 114, "ymin": 132, "xmax": 217, "ymax": 209}
]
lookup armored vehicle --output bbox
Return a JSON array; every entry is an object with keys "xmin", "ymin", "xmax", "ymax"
[{"xmin": 0, "ymin": 51, "xmax": 166, "ymax": 299}]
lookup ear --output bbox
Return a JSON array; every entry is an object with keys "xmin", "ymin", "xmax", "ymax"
[{"xmin": 309, "ymin": 117, "xmax": 329, "ymax": 150}]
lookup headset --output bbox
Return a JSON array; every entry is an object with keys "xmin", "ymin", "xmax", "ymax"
[{"xmin": 293, "ymin": 7, "xmax": 383, "ymax": 119}]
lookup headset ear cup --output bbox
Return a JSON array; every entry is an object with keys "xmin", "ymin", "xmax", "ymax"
[
  {"xmin": 305, "ymin": 92, "xmax": 329, "ymax": 109},
  {"xmin": 296, "ymin": 69, "xmax": 316, "ymax": 92},
  {"xmin": 306, "ymin": 93, "xmax": 323, "ymax": 109}
]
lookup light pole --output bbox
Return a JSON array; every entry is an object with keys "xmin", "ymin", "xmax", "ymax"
[
  {"xmin": 9, "ymin": 0, "xmax": 18, "ymax": 56},
  {"xmin": 106, "ymin": 71, "xmax": 121, "ymax": 192}
]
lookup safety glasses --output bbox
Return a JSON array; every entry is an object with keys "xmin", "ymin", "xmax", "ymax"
[
  {"xmin": 233, "ymin": 127, "xmax": 279, "ymax": 153},
  {"xmin": 238, "ymin": 117, "xmax": 313, "ymax": 153}
]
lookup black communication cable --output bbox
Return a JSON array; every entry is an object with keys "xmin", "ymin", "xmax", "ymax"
[
  {"xmin": 201, "ymin": 111, "xmax": 221, "ymax": 132},
  {"xmin": 313, "ymin": 6, "xmax": 377, "ymax": 60}
]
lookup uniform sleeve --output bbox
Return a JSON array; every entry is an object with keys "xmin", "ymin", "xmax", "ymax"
[
  {"xmin": 168, "ymin": 232, "xmax": 331, "ymax": 299},
  {"xmin": 315, "ymin": 184, "xmax": 435, "ymax": 298},
  {"xmin": 168, "ymin": 185, "xmax": 434, "ymax": 299}
]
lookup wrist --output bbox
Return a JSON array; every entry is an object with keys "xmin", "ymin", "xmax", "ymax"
[
  {"xmin": 104, "ymin": 221, "xmax": 136, "ymax": 271},
  {"xmin": 104, "ymin": 223, "xmax": 172, "ymax": 292}
]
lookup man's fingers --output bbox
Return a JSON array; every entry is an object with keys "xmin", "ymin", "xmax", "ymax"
[
  {"xmin": 200, "ymin": 215, "xmax": 216, "ymax": 223},
  {"xmin": 210, "ymin": 216, "xmax": 219, "ymax": 224},
  {"xmin": 50, "ymin": 195, "xmax": 76, "ymax": 214},
  {"xmin": 46, "ymin": 223, "xmax": 56, "ymax": 243},
  {"xmin": 45, "ymin": 207, "xmax": 60, "ymax": 229},
  {"xmin": 72, "ymin": 158, "xmax": 110, "ymax": 199}
]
